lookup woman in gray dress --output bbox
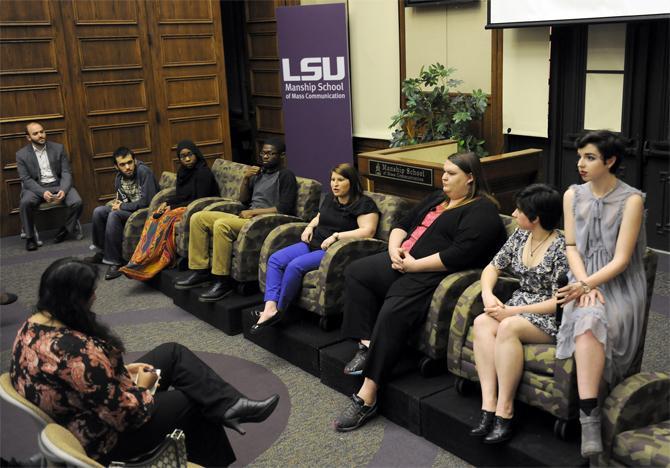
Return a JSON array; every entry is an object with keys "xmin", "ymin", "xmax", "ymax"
[
  {"xmin": 471, "ymin": 184, "xmax": 568, "ymax": 444},
  {"xmin": 556, "ymin": 130, "xmax": 646, "ymax": 458}
]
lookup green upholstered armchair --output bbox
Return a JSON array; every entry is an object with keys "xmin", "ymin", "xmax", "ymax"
[
  {"xmin": 410, "ymin": 214, "xmax": 518, "ymax": 375},
  {"xmin": 598, "ymin": 372, "xmax": 670, "ymax": 467},
  {"xmin": 447, "ymin": 248, "xmax": 658, "ymax": 438},
  {"xmin": 258, "ymin": 191, "xmax": 411, "ymax": 330},
  {"xmin": 122, "ymin": 171, "xmax": 177, "ymax": 261}
]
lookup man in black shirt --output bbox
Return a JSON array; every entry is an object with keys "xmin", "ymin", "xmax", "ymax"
[{"xmin": 174, "ymin": 138, "xmax": 298, "ymax": 301}]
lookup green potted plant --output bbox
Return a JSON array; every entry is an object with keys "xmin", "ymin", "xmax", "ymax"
[{"xmin": 389, "ymin": 63, "xmax": 489, "ymax": 156}]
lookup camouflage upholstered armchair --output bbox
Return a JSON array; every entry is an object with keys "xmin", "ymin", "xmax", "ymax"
[
  {"xmin": 410, "ymin": 214, "xmax": 518, "ymax": 376},
  {"xmin": 598, "ymin": 372, "xmax": 669, "ymax": 467},
  {"xmin": 447, "ymin": 248, "xmax": 658, "ymax": 438},
  {"xmin": 175, "ymin": 159, "xmax": 253, "ymax": 258},
  {"xmin": 258, "ymin": 192, "xmax": 411, "ymax": 330},
  {"xmin": 121, "ymin": 171, "xmax": 177, "ymax": 261},
  {"xmin": 198, "ymin": 176, "xmax": 322, "ymax": 293}
]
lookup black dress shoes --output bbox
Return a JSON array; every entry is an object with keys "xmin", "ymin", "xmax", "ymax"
[
  {"xmin": 26, "ymin": 238, "xmax": 38, "ymax": 251},
  {"xmin": 174, "ymin": 270, "xmax": 211, "ymax": 290},
  {"xmin": 105, "ymin": 265, "xmax": 123, "ymax": 280},
  {"xmin": 483, "ymin": 416, "xmax": 514, "ymax": 444},
  {"xmin": 223, "ymin": 394, "xmax": 280, "ymax": 435},
  {"xmin": 198, "ymin": 280, "xmax": 234, "ymax": 302},
  {"xmin": 469, "ymin": 410, "xmax": 495, "ymax": 436},
  {"xmin": 249, "ymin": 310, "xmax": 282, "ymax": 334},
  {"xmin": 53, "ymin": 227, "xmax": 68, "ymax": 244}
]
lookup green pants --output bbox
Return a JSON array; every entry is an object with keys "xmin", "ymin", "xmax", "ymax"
[{"xmin": 188, "ymin": 211, "xmax": 250, "ymax": 276}]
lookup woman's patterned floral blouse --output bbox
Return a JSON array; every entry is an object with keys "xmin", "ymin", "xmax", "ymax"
[{"xmin": 10, "ymin": 320, "xmax": 154, "ymax": 460}]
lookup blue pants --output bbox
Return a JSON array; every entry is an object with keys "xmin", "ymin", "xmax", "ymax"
[
  {"xmin": 92, "ymin": 205, "xmax": 132, "ymax": 265},
  {"xmin": 264, "ymin": 242, "xmax": 326, "ymax": 311}
]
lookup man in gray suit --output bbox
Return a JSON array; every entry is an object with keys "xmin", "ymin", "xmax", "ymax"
[{"xmin": 16, "ymin": 122, "xmax": 83, "ymax": 251}]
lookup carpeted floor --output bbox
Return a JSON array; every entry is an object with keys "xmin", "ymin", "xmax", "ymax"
[{"xmin": 1, "ymin": 225, "xmax": 668, "ymax": 467}]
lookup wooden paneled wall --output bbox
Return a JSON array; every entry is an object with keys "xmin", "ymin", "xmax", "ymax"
[
  {"xmin": 0, "ymin": 0, "xmax": 231, "ymax": 236},
  {"xmin": 244, "ymin": 0, "xmax": 298, "ymax": 153}
]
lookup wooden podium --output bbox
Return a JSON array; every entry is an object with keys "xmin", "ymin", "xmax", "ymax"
[{"xmin": 356, "ymin": 140, "xmax": 542, "ymax": 214}]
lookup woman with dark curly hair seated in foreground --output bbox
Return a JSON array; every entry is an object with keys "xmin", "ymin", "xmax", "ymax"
[{"xmin": 10, "ymin": 258, "xmax": 279, "ymax": 466}]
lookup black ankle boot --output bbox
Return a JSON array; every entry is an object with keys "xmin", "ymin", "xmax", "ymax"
[
  {"xmin": 483, "ymin": 415, "xmax": 514, "ymax": 444},
  {"xmin": 223, "ymin": 395, "xmax": 280, "ymax": 435},
  {"xmin": 469, "ymin": 410, "xmax": 495, "ymax": 437}
]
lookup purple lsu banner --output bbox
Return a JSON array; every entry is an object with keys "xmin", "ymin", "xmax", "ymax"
[{"xmin": 276, "ymin": 3, "xmax": 353, "ymax": 186}]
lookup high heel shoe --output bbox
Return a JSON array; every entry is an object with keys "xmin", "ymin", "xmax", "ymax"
[
  {"xmin": 223, "ymin": 394, "xmax": 280, "ymax": 435},
  {"xmin": 249, "ymin": 311, "xmax": 282, "ymax": 334},
  {"xmin": 483, "ymin": 415, "xmax": 514, "ymax": 444},
  {"xmin": 469, "ymin": 410, "xmax": 495, "ymax": 437}
]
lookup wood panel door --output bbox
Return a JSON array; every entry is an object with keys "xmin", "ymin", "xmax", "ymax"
[
  {"xmin": 0, "ymin": 0, "xmax": 232, "ymax": 236},
  {"xmin": 59, "ymin": 0, "xmax": 163, "ymax": 206},
  {"xmin": 0, "ymin": 0, "xmax": 78, "ymax": 236},
  {"xmin": 244, "ymin": 0, "xmax": 298, "ymax": 154},
  {"xmin": 144, "ymin": 0, "xmax": 232, "ymax": 169}
]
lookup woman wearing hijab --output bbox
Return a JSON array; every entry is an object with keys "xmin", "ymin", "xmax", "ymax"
[{"xmin": 121, "ymin": 140, "xmax": 218, "ymax": 280}]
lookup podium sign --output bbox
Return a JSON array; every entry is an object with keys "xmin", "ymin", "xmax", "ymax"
[{"xmin": 277, "ymin": 4, "xmax": 353, "ymax": 185}]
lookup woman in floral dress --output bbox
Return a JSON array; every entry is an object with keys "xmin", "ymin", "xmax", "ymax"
[{"xmin": 470, "ymin": 183, "xmax": 568, "ymax": 444}]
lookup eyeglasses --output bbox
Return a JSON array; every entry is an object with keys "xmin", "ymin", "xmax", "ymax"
[{"xmin": 179, "ymin": 151, "xmax": 194, "ymax": 159}]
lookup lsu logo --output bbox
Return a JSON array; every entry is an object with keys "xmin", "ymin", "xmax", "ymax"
[{"xmin": 281, "ymin": 57, "xmax": 345, "ymax": 82}]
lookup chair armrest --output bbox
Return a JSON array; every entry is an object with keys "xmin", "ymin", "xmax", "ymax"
[
  {"xmin": 148, "ymin": 187, "xmax": 176, "ymax": 212},
  {"xmin": 231, "ymin": 214, "xmax": 303, "ymax": 282},
  {"xmin": 122, "ymin": 208, "xmax": 150, "ymax": 261},
  {"xmin": 419, "ymin": 269, "xmax": 482, "ymax": 361},
  {"xmin": 446, "ymin": 276, "xmax": 519, "ymax": 373},
  {"xmin": 601, "ymin": 372, "xmax": 670, "ymax": 459},
  {"xmin": 258, "ymin": 223, "xmax": 306, "ymax": 290},
  {"xmin": 203, "ymin": 200, "xmax": 245, "ymax": 215},
  {"xmin": 318, "ymin": 238, "xmax": 388, "ymax": 317}
]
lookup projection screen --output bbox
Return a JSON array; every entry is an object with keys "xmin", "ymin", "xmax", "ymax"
[{"xmin": 487, "ymin": 0, "xmax": 670, "ymax": 29}]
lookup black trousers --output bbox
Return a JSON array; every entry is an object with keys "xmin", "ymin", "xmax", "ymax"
[
  {"xmin": 20, "ymin": 184, "xmax": 82, "ymax": 239},
  {"xmin": 342, "ymin": 252, "xmax": 436, "ymax": 385},
  {"xmin": 102, "ymin": 342, "xmax": 242, "ymax": 467}
]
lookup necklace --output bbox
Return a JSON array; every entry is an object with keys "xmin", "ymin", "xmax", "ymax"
[{"xmin": 529, "ymin": 231, "xmax": 552, "ymax": 257}]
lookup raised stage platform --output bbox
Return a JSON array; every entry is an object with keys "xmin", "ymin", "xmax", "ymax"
[{"xmin": 149, "ymin": 268, "xmax": 585, "ymax": 466}]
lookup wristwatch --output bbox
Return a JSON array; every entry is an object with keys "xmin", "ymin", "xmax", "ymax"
[{"xmin": 579, "ymin": 280, "xmax": 591, "ymax": 294}]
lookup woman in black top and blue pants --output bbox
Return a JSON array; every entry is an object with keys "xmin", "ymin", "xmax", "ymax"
[
  {"xmin": 334, "ymin": 152, "xmax": 507, "ymax": 432},
  {"xmin": 251, "ymin": 164, "xmax": 379, "ymax": 333}
]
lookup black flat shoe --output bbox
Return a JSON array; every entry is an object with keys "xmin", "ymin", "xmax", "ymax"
[
  {"xmin": 198, "ymin": 280, "xmax": 234, "ymax": 302},
  {"xmin": 26, "ymin": 238, "xmax": 38, "ymax": 251},
  {"xmin": 223, "ymin": 394, "xmax": 280, "ymax": 435},
  {"xmin": 469, "ymin": 410, "xmax": 495, "ymax": 437},
  {"xmin": 483, "ymin": 416, "xmax": 514, "ymax": 444},
  {"xmin": 174, "ymin": 270, "xmax": 211, "ymax": 289},
  {"xmin": 105, "ymin": 265, "xmax": 123, "ymax": 280},
  {"xmin": 249, "ymin": 311, "xmax": 282, "ymax": 334}
]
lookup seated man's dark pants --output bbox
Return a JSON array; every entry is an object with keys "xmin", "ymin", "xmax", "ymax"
[
  {"xmin": 92, "ymin": 205, "xmax": 132, "ymax": 265},
  {"xmin": 19, "ymin": 182, "xmax": 83, "ymax": 237},
  {"xmin": 103, "ymin": 342, "xmax": 242, "ymax": 467},
  {"xmin": 342, "ymin": 251, "xmax": 436, "ymax": 384}
]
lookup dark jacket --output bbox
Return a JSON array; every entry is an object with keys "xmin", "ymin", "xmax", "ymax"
[
  {"xmin": 388, "ymin": 190, "xmax": 507, "ymax": 298},
  {"xmin": 114, "ymin": 160, "xmax": 159, "ymax": 212},
  {"xmin": 16, "ymin": 141, "xmax": 73, "ymax": 196}
]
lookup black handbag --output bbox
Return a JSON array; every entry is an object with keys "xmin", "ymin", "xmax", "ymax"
[{"xmin": 110, "ymin": 429, "xmax": 188, "ymax": 468}]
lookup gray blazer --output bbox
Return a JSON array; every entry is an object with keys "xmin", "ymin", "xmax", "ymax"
[{"xmin": 16, "ymin": 141, "xmax": 73, "ymax": 197}]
